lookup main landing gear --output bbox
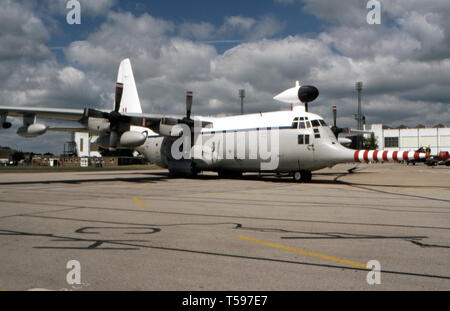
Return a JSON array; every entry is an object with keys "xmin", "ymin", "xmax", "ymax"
[
  {"xmin": 292, "ymin": 170, "xmax": 312, "ymax": 182},
  {"xmin": 217, "ymin": 170, "xmax": 243, "ymax": 178}
]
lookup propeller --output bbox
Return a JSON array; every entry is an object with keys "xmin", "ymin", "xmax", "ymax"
[
  {"xmin": 108, "ymin": 83, "xmax": 126, "ymax": 150},
  {"xmin": 83, "ymin": 82, "xmax": 126, "ymax": 151},
  {"xmin": 179, "ymin": 91, "xmax": 214, "ymax": 145},
  {"xmin": 330, "ymin": 105, "xmax": 345, "ymax": 138},
  {"xmin": 181, "ymin": 91, "xmax": 212, "ymax": 128},
  {"xmin": 186, "ymin": 91, "xmax": 193, "ymax": 120}
]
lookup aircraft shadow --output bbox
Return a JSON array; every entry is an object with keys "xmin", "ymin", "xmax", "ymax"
[{"xmin": 0, "ymin": 175, "xmax": 170, "ymax": 185}]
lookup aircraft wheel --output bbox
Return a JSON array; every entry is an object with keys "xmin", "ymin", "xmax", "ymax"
[
  {"xmin": 168, "ymin": 167, "xmax": 198, "ymax": 178},
  {"xmin": 301, "ymin": 170, "xmax": 312, "ymax": 182},
  {"xmin": 293, "ymin": 170, "xmax": 312, "ymax": 182},
  {"xmin": 218, "ymin": 170, "xmax": 242, "ymax": 178},
  {"xmin": 168, "ymin": 170, "xmax": 179, "ymax": 178}
]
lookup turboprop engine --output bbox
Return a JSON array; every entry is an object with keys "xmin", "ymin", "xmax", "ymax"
[
  {"xmin": 88, "ymin": 117, "xmax": 111, "ymax": 134},
  {"xmin": 1, "ymin": 113, "xmax": 11, "ymax": 129},
  {"xmin": 1, "ymin": 122, "xmax": 11, "ymax": 129},
  {"xmin": 95, "ymin": 130, "xmax": 146, "ymax": 149},
  {"xmin": 17, "ymin": 123, "xmax": 48, "ymax": 138}
]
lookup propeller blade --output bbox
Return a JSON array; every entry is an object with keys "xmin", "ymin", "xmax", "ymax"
[
  {"xmin": 331, "ymin": 105, "xmax": 341, "ymax": 138},
  {"xmin": 109, "ymin": 130, "xmax": 119, "ymax": 151},
  {"xmin": 332, "ymin": 105, "xmax": 337, "ymax": 127},
  {"xmin": 186, "ymin": 91, "xmax": 193, "ymax": 120},
  {"xmin": 114, "ymin": 82, "xmax": 124, "ymax": 112}
]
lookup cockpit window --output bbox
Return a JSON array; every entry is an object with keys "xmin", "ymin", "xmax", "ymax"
[
  {"xmin": 311, "ymin": 120, "xmax": 321, "ymax": 127},
  {"xmin": 299, "ymin": 122, "xmax": 306, "ymax": 129},
  {"xmin": 291, "ymin": 120, "xmax": 298, "ymax": 129},
  {"xmin": 319, "ymin": 120, "xmax": 327, "ymax": 126}
]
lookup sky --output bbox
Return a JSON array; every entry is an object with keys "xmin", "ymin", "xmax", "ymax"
[{"xmin": 0, "ymin": 0, "xmax": 449, "ymax": 154}]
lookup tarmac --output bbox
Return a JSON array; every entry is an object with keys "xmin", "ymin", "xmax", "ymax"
[{"xmin": 0, "ymin": 163, "xmax": 449, "ymax": 290}]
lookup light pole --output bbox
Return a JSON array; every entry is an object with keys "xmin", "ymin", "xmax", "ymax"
[
  {"xmin": 239, "ymin": 89, "xmax": 245, "ymax": 115},
  {"xmin": 355, "ymin": 82, "xmax": 364, "ymax": 149}
]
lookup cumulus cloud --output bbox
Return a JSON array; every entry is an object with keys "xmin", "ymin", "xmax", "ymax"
[
  {"xmin": 0, "ymin": 1, "xmax": 109, "ymax": 152},
  {"xmin": 178, "ymin": 22, "xmax": 216, "ymax": 40},
  {"xmin": 217, "ymin": 15, "xmax": 285, "ymax": 41},
  {"xmin": 177, "ymin": 15, "xmax": 285, "ymax": 42},
  {"xmin": 32, "ymin": 0, "xmax": 117, "ymax": 18},
  {"xmin": 0, "ymin": 1, "xmax": 51, "ymax": 63}
]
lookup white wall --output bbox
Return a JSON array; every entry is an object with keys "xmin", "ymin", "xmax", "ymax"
[
  {"xmin": 74, "ymin": 132, "xmax": 90, "ymax": 157},
  {"xmin": 73, "ymin": 132, "xmax": 101, "ymax": 158},
  {"xmin": 370, "ymin": 124, "xmax": 450, "ymax": 154}
]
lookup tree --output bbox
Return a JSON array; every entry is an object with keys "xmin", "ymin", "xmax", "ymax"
[
  {"xmin": 363, "ymin": 133, "xmax": 378, "ymax": 150},
  {"xmin": 12, "ymin": 151, "xmax": 25, "ymax": 163}
]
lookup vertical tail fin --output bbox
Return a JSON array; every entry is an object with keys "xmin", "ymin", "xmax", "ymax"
[{"xmin": 116, "ymin": 58, "xmax": 142, "ymax": 114}]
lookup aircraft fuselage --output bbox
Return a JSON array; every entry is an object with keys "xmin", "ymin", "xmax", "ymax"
[{"xmin": 135, "ymin": 106, "xmax": 356, "ymax": 174}]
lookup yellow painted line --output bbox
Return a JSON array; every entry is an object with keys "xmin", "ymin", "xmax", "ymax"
[
  {"xmin": 237, "ymin": 235, "xmax": 368, "ymax": 269},
  {"xmin": 133, "ymin": 197, "xmax": 148, "ymax": 208},
  {"xmin": 139, "ymin": 183, "xmax": 150, "ymax": 189}
]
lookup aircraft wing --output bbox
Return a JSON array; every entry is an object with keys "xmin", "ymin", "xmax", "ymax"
[
  {"xmin": 341, "ymin": 128, "xmax": 373, "ymax": 135},
  {"xmin": 348, "ymin": 129, "xmax": 373, "ymax": 135},
  {"xmin": 0, "ymin": 106, "xmax": 187, "ymax": 127},
  {"xmin": 121, "ymin": 112, "xmax": 174, "ymax": 128},
  {"xmin": 47, "ymin": 127, "xmax": 89, "ymax": 132},
  {"xmin": 1, "ymin": 105, "xmax": 212, "ymax": 138},
  {"xmin": 84, "ymin": 108, "xmax": 212, "ymax": 134},
  {"xmin": 0, "ymin": 106, "xmax": 88, "ymax": 122},
  {"xmin": 124, "ymin": 112, "xmax": 213, "ymax": 133}
]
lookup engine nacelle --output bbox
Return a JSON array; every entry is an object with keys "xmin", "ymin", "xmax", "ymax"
[
  {"xmin": 95, "ymin": 131, "xmax": 146, "ymax": 149},
  {"xmin": 17, "ymin": 123, "xmax": 48, "ymax": 138},
  {"xmin": 119, "ymin": 130, "xmax": 147, "ymax": 147},
  {"xmin": 1, "ymin": 113, "xmax": 11, "ymax": 129},
  {"xmin": 88, "ymin": 117, "xmax": 110, "ymax": 134},
  {"xmin": 159, "ymin": 118, "xmax": 184, "ymax": 137},
  {"xmin": 1, "ymin": 122, "xmax": 12, "ymax": 129}
]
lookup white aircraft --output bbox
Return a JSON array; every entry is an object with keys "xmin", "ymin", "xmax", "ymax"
[{"xmin": 0, "ymin": 58, "xmax": 430, "ymax": 182}]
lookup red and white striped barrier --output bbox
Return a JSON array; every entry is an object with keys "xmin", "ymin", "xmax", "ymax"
[{"xmin": 353, "ymin": 150, "xmax": 431, "ymax": 163}]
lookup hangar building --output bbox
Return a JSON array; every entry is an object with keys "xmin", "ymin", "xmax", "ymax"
[{"xmin": 369, "ymin": 124, "xmax": 450, "ymax": 154}]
